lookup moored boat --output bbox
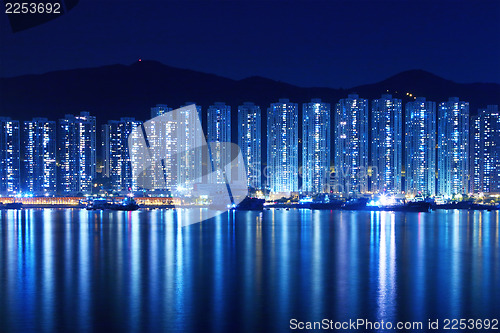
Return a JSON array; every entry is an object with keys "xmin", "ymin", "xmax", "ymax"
[
  {"xmin": 86, "ymin": 198, "xmax": 112, "ymax": 210},
  {"xmin": 0, "ymin": 202, "xmax": 23, "ymax": 209},
  {"xmin": 471, "ymin": 203, "xmax": 500, "ymax": 211},
  {"xmin": 379, "ymin": 201, "xmax": 431, "ymax": 212},
  {"xmin": 86, "ymin": 197, "xmax": 140, "ymax": 211},
  {"xmin": 110, "ymin": 197, "xmax": 140, "ymax": 211},
  {"xmin": 310, "ymin": 200, "xmax": 344, "ymax": 210},
  {"xmin": 235, "ymin": 197, "xmax": 265, "ymax": 211},
  {"xmin": 341, "ymin": 198, "xmax": 369, "ymax": 210}
]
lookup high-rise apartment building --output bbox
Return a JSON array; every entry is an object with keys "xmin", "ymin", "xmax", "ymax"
[
  {"xmin": 471, "ymin": 115, "xmax": 482, "ymax": 193},
  {"xmin": 405, "ymin": 98, "xmax": 436, "ymax": 196},
  {"xmin": 148, "ymin": 104, "xmax": 177, "ymax": 190},
  {"xmin": 22, "ymin": 118, "xmax": 57, "ymax": 195},
  {"xmin": 58, "ymin": 112, "xmax": 96, "ymax": 194},
  {"xmin": 102, "ymin": 117, "xmax": 142, "ymax": 192},
  {"xmin": 207, "ymin": 102, "xmax": 231, "ymax": 184},
  {"xmin": 371, "ymin": 94, "xmax": 403, "ymax": 194},
  {"xmin": 334, "ymin": 94, "xmax": 369, "ymax": 194},
  {"xmin": 143, "ymin": 104, "xmax": 204, "ymax": 194},
  {"xmin": 437, "ymin": 97, "xmax": 469, "ymax": 197},
  {"xmin": 472, "ymin": 105, "xmax": 500, "ymax": 193},
  {"xmin": 238, "ymin": 102, "xmax": 262, "ymax": 190},
  {"xmin": 176, "ymin": 103, "xmax": 204, "ymax": 193},
  {"xmin": 0, "ymin": 117, "xmax": 20, "ymax": 195},
  {"xmin": 267, "ymin": 99, "xmax": 299, "ymax": 195},
  {"xmin": 302, "ymin": 99, "xmax": 330, "ymax": 194}
]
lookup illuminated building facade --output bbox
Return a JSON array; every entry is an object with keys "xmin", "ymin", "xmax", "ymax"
[
  {"xmin": 334, "ymin": 94, "xmax": 369, "ymax": 194},
  {"xmin": 437, "ymin": 97, "xmax": 469, "ymax": 197},
  {"xmin": 148, "ymin": 104, "xmax": 177, "ymax": 190},
  {"xmin": 102, "ymin": 117, "xmax": 142, "ymax": 192},
  {"xmin": 58, "ymin": 112, "xmax": 96, "ymax": 194},
  {"xmin": 0, "ymin": 117, "xmax": 20, "ymax": 195},
  {"xmin": 371, "ymin": 94, "xmax": 403, "ymax": 194},
  {"xmin": 144, "ymin": 103, "xmax": 204, "ymax": 195},
  {"xmin": 207, "ymin": 102, "xmax": 231, "ymax": 184},
  {"xmin": 22, "ymin": 118, "xmax": 57, "ymax": 195},
  {"xmin": 267, "ymin": 99, "xmax": 299, "ymax": 195},
  {"xmin": 471, "ymin": 115, "xmax": 482, "ymax": 193},
  {"xmin": 176, "ymin": 103, "xmax": 204, "ymax": 194},
  {"xmin": 472, "ymin": 105, "xmax": 500, "ymax": 193},
  {"xmin": 302, "ymin": 99, "xmax": 330, "ymax": 194},
  {"xmin": 405, "ymin": 97, "xmax": 436, "ymax": 196},
  {"xmin": 238, "ymin": 102, "xmax": 262, "ymax": 190}
]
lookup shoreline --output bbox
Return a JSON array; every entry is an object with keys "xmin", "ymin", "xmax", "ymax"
[{"xmin": 1, "ymin": 205, "xmax": 498, "ymax": 211}]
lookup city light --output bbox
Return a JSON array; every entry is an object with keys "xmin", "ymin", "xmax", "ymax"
[{"xmin": 0, "ymin": 99, "xmax": 499, "ymax": 200}]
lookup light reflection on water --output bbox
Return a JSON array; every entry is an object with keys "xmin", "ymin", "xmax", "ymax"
[{"xmin": 0, "ymin": 209, "xmax": 499, "ymax": 333}]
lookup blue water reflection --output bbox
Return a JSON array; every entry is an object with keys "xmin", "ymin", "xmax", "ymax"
[{"xmin": 0, "ymin": 209, "xmax": 499, "ymax": 332}]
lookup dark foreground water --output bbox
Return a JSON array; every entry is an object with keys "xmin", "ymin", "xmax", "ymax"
[{"xmin": 0, "ymin": 209, "xmax": 499, "ymax": 333}]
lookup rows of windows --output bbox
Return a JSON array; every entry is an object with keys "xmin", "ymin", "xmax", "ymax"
[{"xmin": 1, "ymin": 100, "xmax": 497, "ymax": 197}]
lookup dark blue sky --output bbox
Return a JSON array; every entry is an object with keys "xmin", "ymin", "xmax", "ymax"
[{"xmin": 1, "ymin": 0, "xmax": 499, "ymax": 88}]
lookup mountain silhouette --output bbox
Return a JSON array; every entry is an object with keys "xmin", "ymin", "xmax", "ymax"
[{"xmin": 1, "ymin": 60, "xmax": 499, "ymax": 125}]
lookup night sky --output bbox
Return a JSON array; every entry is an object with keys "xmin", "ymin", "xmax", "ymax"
[{"xmin": 1, "ymin": 0, "xmax": 499, "ymax": 88}]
